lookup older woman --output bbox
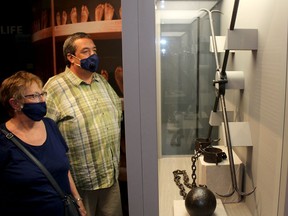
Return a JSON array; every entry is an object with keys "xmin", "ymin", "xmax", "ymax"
[{"xmin": 0, "ymin": 71, "xmax": 86, "ymax": 216}]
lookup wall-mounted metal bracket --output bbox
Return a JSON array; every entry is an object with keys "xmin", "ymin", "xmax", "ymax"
[
  {"xmin": 210, "ymin": 36, "xmax": 236, "ymax": 53},
  {"xmin": 221, "ymin": 122, "xmax": 253, "ymax": 147},
  {"xmin": 209, "ymin": 110, "xmax": 234, "ymax": 126},
  {"xmin": 225, "ymin": 29, "xmax": 258, "ymax": 51}
]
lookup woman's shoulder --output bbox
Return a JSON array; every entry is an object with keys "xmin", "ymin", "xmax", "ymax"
[
  {"xmin": 0, "ymin": 123, "xmax": 15, "ymax": 156},
  {"xmin": 0, "ymin": 123, "xmax": 9, "ymax": 142},
  {"xmin": 43, "ymin": 117, "xmax": 55, "ymax": 124},
  {"xmin": 43, "ymin": 117, "xmax": 58, "ymax": 130},
  {"xmin": 42, "ymin": 117, "xmax": 63, "ymax": 138},
  {"xmin": 42, "ymin": 117, "xmax": 68, "ymax": 151}
]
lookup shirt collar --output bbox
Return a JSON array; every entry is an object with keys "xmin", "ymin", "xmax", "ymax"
[{"xmin": 65, "ymin": 67, "xmax": 100, "ymax": 86}]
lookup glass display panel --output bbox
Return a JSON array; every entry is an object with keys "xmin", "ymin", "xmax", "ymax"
[{"xmin": 155, "ymin": 0, "xmax": 222, "ymax": 156}]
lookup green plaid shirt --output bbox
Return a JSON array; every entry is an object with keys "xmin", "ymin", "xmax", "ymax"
[{"xmin": 43, "ymin": 67, "xmax": 122, "ymax": 190}]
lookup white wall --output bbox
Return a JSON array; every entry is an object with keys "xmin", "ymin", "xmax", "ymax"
[{"xmin": 219, "ymin": 0, "xmax": 288, "ymax": 215}]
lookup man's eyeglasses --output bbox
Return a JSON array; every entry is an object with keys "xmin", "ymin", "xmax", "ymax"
[{"xmin": 23, "ymin": 92, "xmax": 47, "ymax": 100}]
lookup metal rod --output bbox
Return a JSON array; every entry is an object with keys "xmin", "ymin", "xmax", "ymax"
[
  {"xmin": 207, "ymin": 0, "xmax": 238, "ymax": 140},
  {"xmin": 199, "ymin": 8, "xmax": 221, "ymax": 139},
  {"xmin": 207, "ymin": 0, "xmax": 256, "ymax": 197},
  {"xmin": 229, "ymin": 0, "xmax": 240, "ymax": 30},
  {"xmin": 200, "ymin": 9, "xmax": 222, "ymax": 71},
  {"xmin": 196, "ymin": 17, "xmax": 200, "ymax": 138},
  {"xmin": 220, "ymin": 0, "xmax": 239, "ymax": 78}
]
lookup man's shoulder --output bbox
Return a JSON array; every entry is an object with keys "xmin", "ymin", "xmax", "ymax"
[
  {"xmin": 46, "ymin": 71, "xmax": 66, "ymax": 83},
  {"xmin": 44, "ymin": 71, "xmax": 68, "ymax": 88}
]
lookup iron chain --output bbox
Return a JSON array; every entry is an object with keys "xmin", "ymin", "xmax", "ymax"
[{"xmin": 173, "ymin": 150, "xmax": 203, "ymax": 199}]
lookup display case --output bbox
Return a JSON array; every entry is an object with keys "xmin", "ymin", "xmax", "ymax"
[{"xmin": 155, "ymin": 1, "xmax": 255, "ymax": 215}]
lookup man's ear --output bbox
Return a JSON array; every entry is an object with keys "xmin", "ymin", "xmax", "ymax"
[{"xmin": 67, "ymin": 54, "xmax": 75, "ymax": 64}]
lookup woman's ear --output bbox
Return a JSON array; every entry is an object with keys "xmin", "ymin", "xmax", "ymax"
[{"xmin": 9, "ymin": 98, "xmax": 22, "ymax": 111}]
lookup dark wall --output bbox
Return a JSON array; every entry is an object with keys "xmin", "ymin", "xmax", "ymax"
[{"xmin": 0, "ymin": 1, "xmax": 34, "ymax": 123}]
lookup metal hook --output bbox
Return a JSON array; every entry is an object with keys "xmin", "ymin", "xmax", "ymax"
[
  {"xmin": 203, "ymin": 0, "xmax": 256, "ymax": 198},
  {"xmin": 199, "ymin": 8, "xmax": 223, "ymax": 71},
  {"xmin": 215, "ymin": 95, "xmax": 256, "ymax": 198},
  {"xmin": 216, "ymin": 187, "xmax": 256, "ymax": 198}
]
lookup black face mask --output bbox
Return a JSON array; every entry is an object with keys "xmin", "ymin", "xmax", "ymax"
[
  {"xmin": 21, "ymin": 102, "xmax": 47, "ymax": 121},
  {"xmin": 73, "ymin": 54, "xmax": 99, "ymax": 72}
]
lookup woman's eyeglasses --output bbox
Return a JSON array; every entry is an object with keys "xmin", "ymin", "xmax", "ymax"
[{"xmin": 23, "ymin": 92, "xmax": 47, "ymax": 100}]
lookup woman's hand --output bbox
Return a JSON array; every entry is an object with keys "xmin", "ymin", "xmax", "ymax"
[{"xmin": 78, "ymin": 200, "xmax": 87, "ymax": 216}]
